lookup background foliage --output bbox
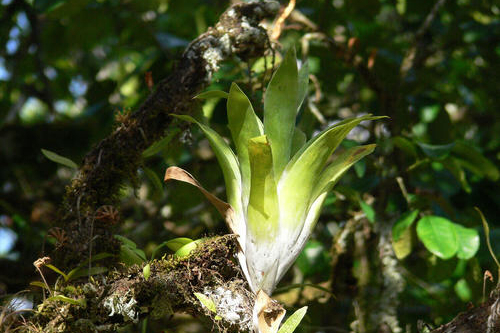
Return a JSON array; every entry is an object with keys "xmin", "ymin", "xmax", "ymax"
[{"xmin": 1, "ymin": 0, "xmax": 500, "ymax": 332}]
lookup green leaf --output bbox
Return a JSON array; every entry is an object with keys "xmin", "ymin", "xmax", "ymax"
[
  {"xmin": 392, "ymin": 210, "xmax": 419, "ymax": 241},
  {"xmin": 193, "ymin": 90, "xmax": 229, "ymax": 100},
  {"xmin": 114, "ymin": 235, "xmax": 137, "ymax": 248},
  {"xmin": 226, "ymin": 83, "xmax": 264, "ymax": 205},
  {"xmin": 164, "ymin": 237, "xmax": 194, "ymax": 252},
  {"xmin": 454, "ymin": 279, "xmax": 472, "ymax": 302},
  {"xmin": 119, "ymin": 245, "xmax": 146, "ymax": 266},
  {"xmin": 142, "ymin": 128, "xmax": 180, "ymax": 158},
  {"xmin": 392, "ymin": 136, "xmax": 417, "ymax": 159},
  {"xmin": 452, "ymin": 141, "xmax": 500, "ymax": 181},
  {"xmin": 442, "ymin": 157, "xmax": 471, "ymax": 193},
  {"xmin": 247, "ymin": 135, "xmax": 279, "ymax": 242},
  {"xmin": 360, "ymin": 200, "xmax": 375, "ymax": 223},
  {"xmin": 417, "ymin": 142, "xmax": 456, "ymax": 160},
  {"xmin": 66, "ymin": 266, "xmax": 108, "ymax": 281},
  {"xmin": 172, "ymin": 114, "xmax": 243, "ymax": 220},
  {"xmin": 392, "ymin": 227, "xmax": 413, "ymax": 260},
  {"xmin": 193, "ymin": 292, "xmax": 217, "ymax": 313},
  {"xmin": 277, "ymin": 306, "xmax": 308, "ymax": 333},
  {"xmin": 41, "ymin": 149, "xmax": 78, "ymax": 169},
  {"xmin": 142, "ymin": 167, "xmax": 164, "ymax": 196},
  {"xmin": 476, "ymin": 207, "xmax": 500, "ymax": 272},
  {"xmin": 297, "ymin": 61, "xmax": 309, "ymax": 110},
  {"xmin": 311, "ymin": 144, "xmax": 377, "ymax": 203},
  {"xmin": 454, "ymin": 225, "xmax": 480, "ymax": 260},
  {"xmin": 30, "ymin": 281, "xmax": 49, "ymax": 290},
  {"xmin": 143, "ymin": 263, "xmax": 151, "ymax": 281},
  {"xmin": 47, "ymin": 295, "xmax": 86, "ymax": 308},
  {"xmin": 416, "ymin": 216, "xmax": 458, "ymax": 259},
  {"xmin": 290, "ymin": 128, "xmax": 307, "ymax": 158},
  {"xmin": 264, "ymin": 48, "xmax": 299, "ymax": 178},
  {"xmin": 175, "ymin": 239, "xmax": 202, "ymax": 258},
  {"xmin": 45, "ymin": 264, "xmax": 69, "ymax": 282}
]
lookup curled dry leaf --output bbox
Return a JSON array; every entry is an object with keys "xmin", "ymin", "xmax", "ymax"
[
  {"xmin": 254, "ymin": 290, "xmax": 286, "ymax": 333},
  {"xmin": 164, "ymin": 166, "xmax": 237, "ymax": 234}
]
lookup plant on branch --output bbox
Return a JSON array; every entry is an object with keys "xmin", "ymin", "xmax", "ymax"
[{"xmin": 165, "ymin": 48, "xmax": 385, "ymax": 332}]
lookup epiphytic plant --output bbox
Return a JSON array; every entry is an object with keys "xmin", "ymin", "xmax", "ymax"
[{"xmin": 165, "ymin": 48, "xmax": 384, "ymax": 332}]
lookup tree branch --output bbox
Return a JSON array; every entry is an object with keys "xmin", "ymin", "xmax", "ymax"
[{"xmin": 54, "ymin": 1, "xmax": 279, "ymax": 268}]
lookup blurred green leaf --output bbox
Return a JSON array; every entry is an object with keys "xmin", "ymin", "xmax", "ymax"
[
  {"xmin": 393, "ymin": 210, "xmax": 419, "ymax": 241},
  {"xmin": 452, "ymin": 142, "xmax": 499, "ymax": 181},
  {"xmin": 392, "ymin": 136, "xmax": 418, "ymax": 159},
  {"xmin": 417, "ymin": 216, "xmax": 458, "ymax": 259},
  {"xmin": 417, "ymin": 142, "xmax": 456, "ymax": 160},
  {"xmin": 454, "ymin": 279, "xmax": 472, "ymax": 302},
  {"xmin": 47, "ymin": 295, "xmax": 86, "ymax": 308},
  {"xmin": 454, "ymin": 225, "xmax": 479, "ymax": 260},
  {"xmin": 35, "ymin": 0, "xmax": 67, "ymax": 13},
  {"xmin": 360, "ymin": 200, "xmax": 375, "ymax": 223},
  {"xmin": 142, "ymin": 128, "xmax": 180, "ymax": 158},
  {"xmin": 41, "ymin": 149, "xmax": 78, "ymax": 169}
]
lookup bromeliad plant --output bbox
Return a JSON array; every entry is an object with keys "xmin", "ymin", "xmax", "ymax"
[{"xmin": 165, "ymin": 48, "xmax": 383, "ymax": 304}]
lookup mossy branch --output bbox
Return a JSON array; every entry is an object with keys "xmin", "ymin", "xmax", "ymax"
[
  {"xmin": 16, "ymin": 236, "xmax": 254, "ymax": 333},
  {"xmin": 54, "ymin": 1, "xmax": 279, "ymax": 267}
]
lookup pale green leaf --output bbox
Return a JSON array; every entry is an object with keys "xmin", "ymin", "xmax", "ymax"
[
  {"xmin": 277, "ymin": 306, "xmax": 308, "ymax": 333},
  {"xmin": 310, "ymin": 144, "xmax": 377, "ymax": 203},
  {"xmin": 392, "ymin": 227, "xmax": 413, "ymax": 260},
  {"xmin": 280, "ymin": 117, "xmax": 383, "ymax": 235},
  {"xmin": 264, "ymin": 48, "xmax": 299, "ymax": 178},
  {"xmin": 172, "ymin": 115, "xmax": 243, "ymax": 219},
  {"xmin": 454, "ymin": 225, "xmax": 480, "ymax": 260},
  {"xmin": 164, "ymin": 237, "xmax": 194, "ymax": 252},
  {"xmin": 193, "ymin": 292, "xmax": 217, "ymax": 313},
  {"xmin": 175, "ymin": 239, "xmax": 202, "ymax": 258},
  {"xmin": 41, "ymin": 149, "xmax": 78, "ymax": 169},
  {"xmin": 143, "ymin": 263, "xmax": 151, "ymax": 281},
  {"xmin": 416, "ymin": 216, "xmax": 458, "ymax": 259},
  {"xmin": 247, "ymin": 135, "xmax": 279, "ymax": 242},
  {"xmin": 227, "ymin": 83, "xmax": 264, "ymax": 206},
  {"xmin": 193, "ymin": 90, "xmax": 229, "ymax": 100}
]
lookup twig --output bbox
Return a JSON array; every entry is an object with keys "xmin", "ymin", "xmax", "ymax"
[
  {"xmin": 271, "ymin": 0, "xmax": 296, "ymax": 40},
  {"xmin": 400, "ymin": 0, "xmax": 449, "ymax": 78}
]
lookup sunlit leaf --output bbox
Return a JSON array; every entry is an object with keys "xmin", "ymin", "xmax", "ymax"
[
  {"xmin": 264, "ymin": 48, "xmax": 299, "ymax": 178},
  {"xmin": 175, "ymin": 239, "xmax": 202, "ymax": 258},
  {"xmin": 277, "ymin": 306, "xmax": 308, "ymax": 333},
  {"xmin": 417, "ymin": 216, "xmax": 458, "ymax": 259},
  {"xmin": 143, "ymin": 263, "xmax": 151, "ymax": 281},
  {"xmin": 66, "ymin": 266, "xmax": 108, "ymax": 281},
  {"xmin": 360, "ymin": 200, "xmax": 375, "ymax": 223},
  {"xmin": 193, "ymin": 90, "xmax": 229, "ymax": 100},
  {"xmin": 164, "ymin": 237, "xmax": 194, "ymax": 252},
  {"xmin": 454, "ymin": 225, "xmax": 480, "ymax": 260},
  {"xmin": 193, "ymin": 292, "xmax": 217, "ymax": 313}
]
